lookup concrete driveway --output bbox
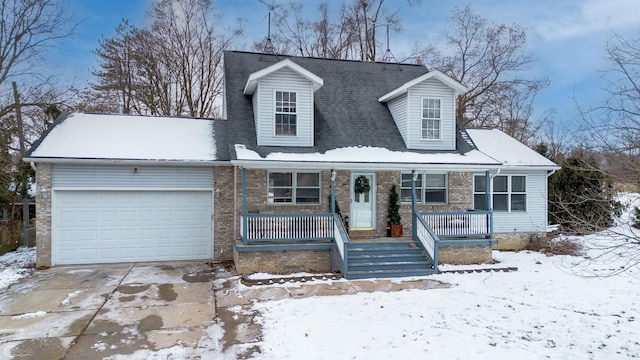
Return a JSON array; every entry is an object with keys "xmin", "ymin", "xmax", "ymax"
[{"xmin": 0, "ymin": 261, "xmax": 219, "ymax": 359}]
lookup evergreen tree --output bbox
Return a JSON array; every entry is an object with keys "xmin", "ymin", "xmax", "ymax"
[
  {"xmin": 388, "ymin": 185, "xmax": 401, "ymax": 225},
  {"xmin": 549, "ymin": 151, "xmax": 620, "ymax": 233}
]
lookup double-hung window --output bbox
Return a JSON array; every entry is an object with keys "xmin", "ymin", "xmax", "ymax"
[
  {"xmin": 400, "ymin": 173, "xmax": 447, "ymax": 204},
  {"xmin": 422, "ymin": 98, "xmax": 441, "ymax": 140},
  {"xmin": 474, "ymin": 175, "xmax": 526, "ymax": 211},
  {"xmin": 275, "ymin": 91, "xmax": 297, "ymax": 136},
  {"xmin": 268, "ymin": 171, "xmax": 320, "ymax": 204}
]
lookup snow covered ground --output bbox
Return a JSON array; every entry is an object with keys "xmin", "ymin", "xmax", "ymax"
[
  {"xmin": 247, "ymin": 193, "xmax": 640, "ymax": 359},
  {"xmin": 0, "ymin": 247, "xmax": 35, "ymax": 291},
  {"xmin": 1, "ymin": 195, "xmax": 639, "ymax": 359}
]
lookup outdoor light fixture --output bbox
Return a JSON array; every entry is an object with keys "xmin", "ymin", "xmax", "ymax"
[
  {"xmin": 331, "ymin": 170, "xmax": 337, "ymax": 182},
  {"xmin": 40, "ymin": 187, "xmax": 48, "ymax": 199}
]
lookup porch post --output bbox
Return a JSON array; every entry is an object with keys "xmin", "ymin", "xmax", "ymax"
[
  {"xmin": 242, "ymin": 167, "xmax": 248, "ymax": 245},
  {"xmin": 242, "ymin": 167, "xmax": 247, "ymax": 214},
  {"xmin": 485, "ymin": 170, "xmax": 492, "ymax": 239},
  {"xmin": 330, "ymin": 170, "xmax": 336, "ymax": 214},
  {"xmin": 485, "ymin": 170, "xmax": 491, "ymax": 211},
  {"xmin": 412, "ymin": 170, "xmax": 418, "ymax": 240}
]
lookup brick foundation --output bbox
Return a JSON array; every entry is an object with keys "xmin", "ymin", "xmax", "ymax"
[
  {"xmin": 438, "ymin": 245, "xmax": 493, "ymax": 265},
  {"xmin": 233, "ymin": 247, "xmax": 332, "ymax": 275},
  {"xmin": 493, "ymin": 232, "xmax": 544, "ymax": 251}
]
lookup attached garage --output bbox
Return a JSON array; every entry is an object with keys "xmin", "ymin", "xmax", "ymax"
[{"xmin": 51, "ymin": 165, "xmax": 214, "ymax": 265}]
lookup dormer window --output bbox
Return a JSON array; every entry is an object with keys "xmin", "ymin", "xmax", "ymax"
[
  {"xmin": 422, "ymin": 98, "xmax": 441, "ymax": 140},
  {"xmin": 275, "ymin": 91, "xmax": 297, "ymax": 136}
]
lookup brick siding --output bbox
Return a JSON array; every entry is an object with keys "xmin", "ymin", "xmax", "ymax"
[{"xmin": 35, "ymin": 163, "xmax": 52, "ymax": 268}]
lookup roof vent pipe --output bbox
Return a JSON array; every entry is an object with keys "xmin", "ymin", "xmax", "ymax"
[{"xmin": 118, "ymin": 102, "xmax": 124, "ymax": 114}]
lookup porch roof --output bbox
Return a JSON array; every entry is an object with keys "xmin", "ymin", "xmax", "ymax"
[{"xmin": 232, "ymin": 144, "xmax": 502, "ymax": 170}]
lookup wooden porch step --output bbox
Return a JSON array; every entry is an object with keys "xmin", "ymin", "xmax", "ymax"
[{"xmin": 345, "ymin": 241, "xmax": 435, "ymax": 280}]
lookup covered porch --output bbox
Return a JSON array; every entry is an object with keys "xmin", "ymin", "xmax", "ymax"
[{"xmin": 234, "ymin": 167, "xmax": 496, "ymax": 279}]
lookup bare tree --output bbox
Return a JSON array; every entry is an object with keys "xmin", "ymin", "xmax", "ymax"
[
  {"xmin": 90, "ymin": 0, "xmax": 243, "ymax": 118},
  {"xmin": 266, "ymin": 0, "xmax": 410, "ymax": 61},
  {"xmin": 416, "ymin": 5, "xmax": 548, "ymax": 134},
  {"xmin": 0, "ymin": 0, "xmax": 75, "ymax": 118}
]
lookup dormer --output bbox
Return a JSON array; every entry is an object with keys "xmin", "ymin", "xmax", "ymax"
[
  {"xmin": 243, "ymin": 59, "xmax": 323, "ymax": 147},
  {"xmin": 379, "ymin": 70, "xmax": 467, "ymax": 151}
]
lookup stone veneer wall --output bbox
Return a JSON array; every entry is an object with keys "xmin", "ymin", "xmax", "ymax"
[
  {"xmin": 493, "ymin": 232, "xmax": 545, "ymax": 251},
  {"xmin": 234, "ymin": 249, "xmax": 332, "ymax": 275},
  {"xmin": 35, "ymin": 163, "xmax": 52, "ymax": 268},
  {"xmin": 438, "ymin": 245, "xmax": 493, "ymax": 264}
]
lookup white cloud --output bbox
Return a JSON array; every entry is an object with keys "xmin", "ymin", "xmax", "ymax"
[{"xmin": 533, "ymin": 0, "xmax": 640, "ymax": 40}]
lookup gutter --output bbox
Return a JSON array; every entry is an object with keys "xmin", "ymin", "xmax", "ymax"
[
  {"xmin": 23, "ymin": 157, "xmax": 232, "ymax": 167},
  {"xmin": 232, "ymin": 159, "xmax": 502, "ymax": 171}
]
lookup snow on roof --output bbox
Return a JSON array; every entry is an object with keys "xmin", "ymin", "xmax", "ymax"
[
  {"xmin": 29, "ymin": 113, "xmax": 216, "ymax": 162},
  {"xmin": 234, "ymin": 144, "xmax": 501, "ymax": 168},
  {"xmin": 466, "ymin": 128, "xmax": 558, "ymax": 168}
]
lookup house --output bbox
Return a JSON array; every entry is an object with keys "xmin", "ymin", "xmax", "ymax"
[{"xmin": 24, "ymin": 51, "xmax": 558, "ymax": 279}]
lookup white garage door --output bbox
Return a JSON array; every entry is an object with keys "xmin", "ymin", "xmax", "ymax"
[{"xmin": 53, "ymin": 190, "xmax": 212, "ymax": 265}]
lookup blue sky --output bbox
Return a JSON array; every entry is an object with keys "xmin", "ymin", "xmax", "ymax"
[{"xmin": 54, "ymin": 0, "xmax": 640, "ymax": 130}]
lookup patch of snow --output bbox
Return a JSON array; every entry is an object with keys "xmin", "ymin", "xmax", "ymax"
[
  {"xmin": 0, "ymin": 247, "xmax": 35, "ymax": 291},
  {"xmin": 29, "ymin": 113, "xmax": 216, "ymax": 162},
  {"xmin": 235, "ymin": 144, "xmax": 501, "ymax": 166},
  {"xmin": 92, "ymin": 341, "xmax": 108, "ymax": 352},
  {"xmin": 11, "ymin": 311, "xmax": 47, "ymax": 320},
  {"xmin": 61, "ymin": 290, "xmax": 82, "ymax": 306},
  {"xmin": 467, "ymin": 128, "xmax": 558, "ymax": 167}
]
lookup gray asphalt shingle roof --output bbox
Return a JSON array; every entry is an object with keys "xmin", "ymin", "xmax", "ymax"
[{"xmin": 221, "ymin": 51, "xmax": 474, "ymax": 161}]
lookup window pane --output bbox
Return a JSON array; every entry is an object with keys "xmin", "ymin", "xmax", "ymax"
[
  {"xmin": 493, "ymin": 194, "xmax": 508, "ymax": 211},
  {"xmin": 425, "ymin": 174, "xmax": 446, "ymax": 187},
  {"xmin": 474, "ymin": 194, "xmax": 486, "ymax": 210},
  {"xmin": 511, "ymin": 194, "xmax": 526, "ymax": 211},
  {"xmin": 425, "ymin": 189, "xmax": 446, "ymax": 203},
  {"xmin": 270, "ymin": 172, "xmax": 292, "ymax": 186},
  {"xmin": 493, "ymin": 176, "xmax": 508, "ymax": 192},
  {"xmin": 297, "ymin": 173, "xmax": 319, "ymax": 187},
  {"xmin": 296, "ymin": 188, "xmax": 320, "ymax": 203},
  {"xmin": 400, "ymin": 189, "xmax": 413, "ymax": 203},
  {"xmin": 512, "ymin": 176, "xmax": 526, "ymax": 192},
  {"xmin": 474, "ymin": 176, "xmax": 486, "ymax": 192}
]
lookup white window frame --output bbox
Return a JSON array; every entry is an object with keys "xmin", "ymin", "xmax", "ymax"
[
  {"xmin": 421, "ymin": 97, "xmax": 442, "ymax": 140},
  {"xmin": 400, "ymin": 172, "xmax": 448, "ymax": 205},
  {"xmin": 267, "ymin": 171, "xmax": 321, "ymax": 205},
  {"xmin": 274, "ymin": 90, "xmax": 297, "ymax": 136},
  {"xmin": 473, "ymin": 174, "xmax": 527, "ymax": 212}
]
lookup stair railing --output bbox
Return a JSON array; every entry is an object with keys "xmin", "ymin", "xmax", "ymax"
[
  {"xmin": 332, "ymin": 213, "xmax": 350, "ymax": 276},
  {"xmin": 414, "ymin": 209, "xmax": 440, "ymax": 272}
]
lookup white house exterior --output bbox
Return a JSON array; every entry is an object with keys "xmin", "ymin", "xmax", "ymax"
[{"xmin": 25, "ymin": 51, "xmax": 558, "ymax": 279}]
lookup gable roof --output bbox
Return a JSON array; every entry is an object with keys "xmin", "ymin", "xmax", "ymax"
[
  {"xmin": 224, "ymin": 51, "xmax": 476, "ymax": 161},
  {"xmin": 243, "ymin": 59, "xmax": 324, "ymax": 95},
  {"xmin": 378, "ymin": 70, "xmax": 468, "ymax": 103},
  {"xmin": 467, "ymin": 128, "xmax": 559, "ymax": 169},
  {"xmin": 25, "ymin": 113, "xmax": 218, "ymax": 164}
]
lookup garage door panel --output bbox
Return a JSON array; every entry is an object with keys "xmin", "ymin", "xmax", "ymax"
[{"xmin": 54, "ymin": 190, "xmax": 212, "ymax": 265}]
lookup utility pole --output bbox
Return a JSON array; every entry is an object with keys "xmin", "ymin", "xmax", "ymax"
[{"xmin": 12, "ymin": 81, "xmax": 29, "ymax": 248}]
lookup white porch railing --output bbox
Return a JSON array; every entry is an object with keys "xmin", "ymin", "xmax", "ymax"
[
  {"xmin": 421, "ymin": 211, "xmax": 492, "ymax": 239},
  {"xmin": 241, "ymin": 213, "xmax": 334, "ymax": 244}
]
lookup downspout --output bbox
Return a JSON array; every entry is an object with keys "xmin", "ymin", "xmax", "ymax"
[
  {"xmin": 547, "ymin": 169, "xmax": 557, "ymax": 178},
  {"xmin": 30, "ymin": 162, "xmax": 36, "ymax": 172}
]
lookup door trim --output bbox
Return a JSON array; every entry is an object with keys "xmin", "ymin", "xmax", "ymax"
[{"xmin": 349, "ymin": 172, "xmax": 376, "ymax": 230}]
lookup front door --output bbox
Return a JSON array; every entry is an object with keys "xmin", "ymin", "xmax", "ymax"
[{"xmin": 350, "ymin": 173, "xmax": 375, "ymax": 230}]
